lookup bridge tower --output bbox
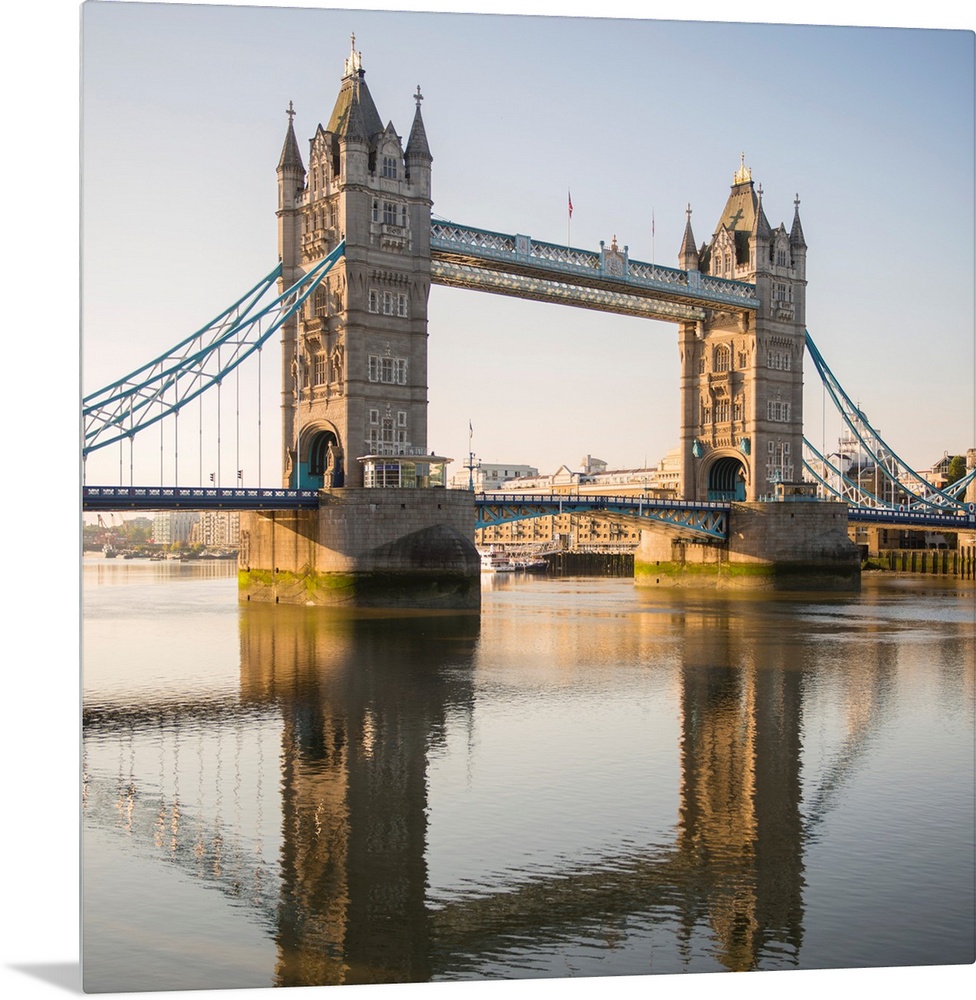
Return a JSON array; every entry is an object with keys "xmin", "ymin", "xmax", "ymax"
[
  {"xmin": 677, "ymin": 158, "xmax": 807, "ymax": 502},
  {"xmin": 277, "ymin": 36, "xmax": 434, "ymax": 489}
]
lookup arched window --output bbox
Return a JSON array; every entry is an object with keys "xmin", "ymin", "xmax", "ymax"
[{"xmin": 713, "ymin": 345, "xmax": 731, "ymax": 372}]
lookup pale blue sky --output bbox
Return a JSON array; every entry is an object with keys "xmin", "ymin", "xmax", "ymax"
[{"xmin": 76, "ymin": 1, "xmax": 974, "ymax": 488}]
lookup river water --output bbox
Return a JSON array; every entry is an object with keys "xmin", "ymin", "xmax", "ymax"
[{"xmin": 81, "ymin": 557, "xmax": 975, "ymax": 993}]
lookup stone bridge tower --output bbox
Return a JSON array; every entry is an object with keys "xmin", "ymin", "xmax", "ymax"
[
  {"xmin": 676, "ymin": 158, "xmax": 807, "ymax": 502},
  {"xmin": 277, "ymin": 36, "xmax": 433, "ymax": 489}
]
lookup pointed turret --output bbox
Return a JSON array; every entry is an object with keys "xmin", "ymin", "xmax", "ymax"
[
  {"xmin": 789, "ymin": 194, "xmax": 807, "ymax": 250},
  {"xmin": 277, "ymin": 101, "xmax": 305, "ymax": 174},
  {"xmin": 404, "ymin": 84, "xmax": 431, "ymax": 199},
  {"xmin": 405, "ymin": 86, "xmax": 432, "ymax": 163},
  {"xmin": 679, "ymin": 204, "xmax": 699, "ymax": 271},
  {"xmin": 752, "ymin": 184, "xmax": 772, "ymax": 241},
  {"xmin": 749, "ymin": 183, "xmax": 772, "ymax": 273},
  {"xmin": 277, "ymin": 101, "xmax": 306, "ymax": 275}
]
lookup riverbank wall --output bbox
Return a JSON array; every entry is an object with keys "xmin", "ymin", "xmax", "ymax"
[
  {"xmin": 238, "ymin": 488, "xmax": 480, "ymax": 608},
  {"xmin": 543, "ymin": 551, "xmax": 635, "ymax": 576},
  {"xmin": 634, "ymin": 500, "xmax": 860, "ymax": 590},
  {"xmin": 869, "ymin": 546, "xmax": 976, "ymax": 578}
]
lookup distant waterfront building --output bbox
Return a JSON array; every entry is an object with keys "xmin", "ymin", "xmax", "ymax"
[
  {"xmin": 492, "ymin": 451, "xmax": 679, "ymax": 498},
  {"xmin": 152, "ymin": 510, "xmax": 199, "ymax": 545},
  {"xmin": 191, "ymin": 511, "xmax": 241, "ymax": 547},
  {"xmin": 449, "ymin": 462, "xmax": 539, "ymax": 491},
  {"xmin": 473, "ymin": 451, "xmax": 682, "ymax": 552}
]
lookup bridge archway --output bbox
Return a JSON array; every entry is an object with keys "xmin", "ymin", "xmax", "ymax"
[
  {"xmin": 303, "ymin": 424, "xmax": 344, "ymax": 488},
  {"xmin": 704, "ymin": 454, "xmax": 747, "ymax": 502}
]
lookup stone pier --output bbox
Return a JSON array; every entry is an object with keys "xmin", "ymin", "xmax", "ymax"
[
  {"xmin": 238, "ymin": 488, "xmax": 480, "ymax": 608},
  {"xmin": 635, "ymin": 500, "xmax": 860, "ymax": 590}
]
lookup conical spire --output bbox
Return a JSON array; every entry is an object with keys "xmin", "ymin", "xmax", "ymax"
[
  {"xmin": 277, "ymin": 101, "xmax": 305, "ymax": 173},
  {"xmin": 327, "ymin": 35, "xmax": 383, "ymax": 141},
  {"xmin": 405, "ymin": 85, "xmax": 431, "ymax": 162},
  {"xmin": 342, "ymin": 90, "xmax": 371, "ymax": 144},
  {"xmin": 679, "ymin": 204, "xmax": 699, "ymax": 270},
  {"xmin": 752, "ymin": 183, "xmax": 772, "ymax": 240},
  {"xmin": 789, "ymin": 193, "xmax": 807, "ymax": 249}
]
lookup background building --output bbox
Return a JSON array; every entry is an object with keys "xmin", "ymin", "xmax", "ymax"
[
  {"xmin": 190, "ymin": 511, "xmax": 241, "ymax": 548},
  {"xmin": 152, "ymin": 511, "xmax": 199, "ymax": 545}
]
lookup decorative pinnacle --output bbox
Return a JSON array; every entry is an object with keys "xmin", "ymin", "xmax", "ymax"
[
  {"xmin": 686, "ymin": 203, "xmax": 692, "ymax": 219},
  {"xmin": 733, "ymin": 152, "xmax": 752, "ymax": 185},
  {"xmin": 794, "ymin": 193, "xmax": 801, "ymax": 209},
  {"xmin": 286, "ymin": 100, "xmax": 295, "ymax": 124},
  {"xmin": 414, "ymin": 85, "xmax": 424, "ymax": 107},
  {"xmin": 344, "ymin": 33, "xmax": 362, "ymax": 77}
]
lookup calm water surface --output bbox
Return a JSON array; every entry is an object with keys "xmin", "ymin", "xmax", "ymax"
[{"xmin": 81, "ymin": 558, "xmax": 975, "ymax": 992}]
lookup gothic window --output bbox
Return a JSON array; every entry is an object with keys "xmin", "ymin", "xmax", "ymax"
[
  {"xmin": 776, "ymin": 249, "xmax": 787, "ymax": 267},
  {"xmin": 382, "ymin": 156, "xmax": 398, "ymax": 179},
  {"xmin": 383, "ymin": 291, "xmax": 394, "ymax": 315},
  {"xmin": 767, "ymin": 400, "xmax": 791, "ymax": 422},
  {"xmin": 367, "ymin": 354, "xmax": 408, "ymax": 385},
  {"xmin": 766, "ymin": 440, "xmax": 794, "ymax": 482},
  {"xmin": 767, "ymin": 350, "xmax": 791, "ymax": 371},
  {"xmin": 369, "ymin": 408, "xmax": 378, "ymax": 425},
  {"xmin": 698, "ymin": 355, "xmax": 706, "ymax": 375},
  {"xmin": 382, "ymin": 201, "xmax": 398, "ymax": 226},
  {"xmin": 713, "ymin": 345, "xmax": 731, "ymax": 372},
  {"xmin": 397, "ymin": 293, "xmax": 408, "ymax": 318},
  {"xmin": 368, "ymin": 289, "xmax": 380, "ymax": 313},
  {"xmin": 715, "ymin": 399, "xmax": 731, "ymax": 423},
  {"xmin": 372, "ymin": 200, "xmax": 379, "ymax": 223},
  {"xmin": 737, "ymin": 351, "xmax": 747, "ymax": 369},
  {"xmin": 733, "ymin": 396, "xmax": 744, "ymax": 422},
  {"xmin": 313, "ymin": 353, "xmax": 327, "ymax": 385}
]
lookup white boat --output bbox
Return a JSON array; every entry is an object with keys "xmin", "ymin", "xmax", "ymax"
[{"xmin": 480, "ymin": 549, "xmax": 515, "ymax": 572}]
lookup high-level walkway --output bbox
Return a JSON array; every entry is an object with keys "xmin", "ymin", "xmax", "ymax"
[{"xmin": 430, "ymin": 221, "xmax": 758, "ymax": 322}]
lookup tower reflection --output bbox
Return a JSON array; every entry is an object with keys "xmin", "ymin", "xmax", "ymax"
[
  {"xmin": 236, "ymin": 590, "xmax": 898, "ymax": 979},
  {"xmin": 239, "ymin": 602, "xmax": 480, "ymax": 985},
  {"xmin": 674, "ymin": 600, "xmax": 806, "ymax": 969}
]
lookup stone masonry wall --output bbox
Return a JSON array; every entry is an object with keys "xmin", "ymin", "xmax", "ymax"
[
  {"xmin": 635, "ymin": 501, "xmax": 860, "ymax": 590},
  {"xmin": 239, "ymin": 488, "xmax": 480, "ymax": 607}
]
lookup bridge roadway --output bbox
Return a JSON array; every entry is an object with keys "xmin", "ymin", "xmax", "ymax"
[
  {"xmin": 82, "ymin": 486, "xmax": 975, "ymax": 536},
  {"xmin": 82, "ymin": 485, "xmax": 731, "ymax": 538}
]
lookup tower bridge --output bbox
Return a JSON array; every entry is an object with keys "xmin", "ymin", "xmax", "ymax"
[{"xmin": 82, "ymin": 38, "xmax": 975, "ymax": 601}]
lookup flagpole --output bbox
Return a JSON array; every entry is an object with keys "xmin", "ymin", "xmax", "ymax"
[
  {"xmin": 467, "ymin": 419, "xmax": 474, "ymax": 491},
  {"xmin": 567, "ymin": 189, "xmax": 573, "ymax": 248}
]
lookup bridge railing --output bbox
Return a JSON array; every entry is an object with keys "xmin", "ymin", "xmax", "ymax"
[
  {"xmin": 82, "ymin": 486, "xmax": 321, "ymax": 510},
  {"xmin": 477, "ymin": 492, "xmax": 732, "ymax": 512},
  {"xmin": 846, "ymin": 505, "xmax": 976, "ymax": 528},
  {"xmin": 431, "ymin": 221, "xmax": 758, "ymax": 307}
]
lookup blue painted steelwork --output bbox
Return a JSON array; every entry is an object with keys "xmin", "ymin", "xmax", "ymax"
[
  {"xmin": 83, "ymin": 242, "xmax": 345, "ymax": 457},
  {"xmin": 474, "ymin": 493, "xmax": 730, "ymax": 540},
  {"xmin": 804, "ymin": 330, "xmax": 968, "ymax": 514},
  {"xmin": 430, "ymin": 221, "xmax": 758, "ymax": 318},
  {"xmin": 82, "ymin": 485, "xmax": 320, "ymax": 511},
  {"xmin": 847, "ymin": 505, "xmax": 976, "ymax": 531}
]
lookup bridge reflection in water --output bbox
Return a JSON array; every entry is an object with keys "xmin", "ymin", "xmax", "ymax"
[{"xmin": 83, "ymin": 588, "xmax": 902, "ymax": 986}]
